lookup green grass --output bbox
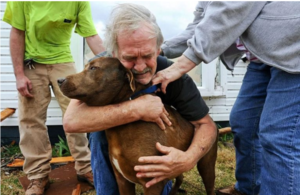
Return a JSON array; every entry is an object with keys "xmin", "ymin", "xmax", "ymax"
[{"xmin": 1, "ymin": 170, "xmax": 25, "ymax": 195}]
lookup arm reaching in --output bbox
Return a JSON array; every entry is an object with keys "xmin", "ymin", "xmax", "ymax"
[{"xmin": 152, "ymin": 55, "xmax": 197, "ymax": 94}]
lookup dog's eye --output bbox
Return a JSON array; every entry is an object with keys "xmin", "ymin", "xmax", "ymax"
[{"xmin": 89, "ymin": 66, "xmax": 97, "ymax": 70}]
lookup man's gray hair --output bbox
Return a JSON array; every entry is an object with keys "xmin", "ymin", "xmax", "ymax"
[{"xmin": 104, "ymin": 3, "xmax": 164, "ymax": 56}]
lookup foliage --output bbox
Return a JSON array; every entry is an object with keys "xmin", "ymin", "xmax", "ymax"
[
  {"xmin": 219, "ymin": 133, "xmax": 234, "ymax": 142},
  {"xmin": 1, "ymin": 136, "xmax": 71, "ymax": 158},
  {"xmin": 52, "ymin": 135, "xmax": 71, "ymax": 157},
  {"xmin": 1, "ymin": 145, "xmax": 21, "ymax": 158},
  {"xmin": 217, "ymin": 123, "xmax": 234, "ymax": 143}
]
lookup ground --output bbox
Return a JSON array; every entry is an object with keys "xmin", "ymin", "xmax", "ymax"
[{"xmin": 1, "ymin": 136, "xmax": 235, "ymax": 195}]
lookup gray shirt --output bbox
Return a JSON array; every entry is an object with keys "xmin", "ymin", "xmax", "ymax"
[{"xmin": 162, "ymin": 1, "xmax": 300, "ymax": 73}]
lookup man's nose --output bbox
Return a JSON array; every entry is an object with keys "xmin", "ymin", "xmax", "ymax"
[{"xmin": 133, "ymin": 58, "xmax": 147, "ymax": 72}]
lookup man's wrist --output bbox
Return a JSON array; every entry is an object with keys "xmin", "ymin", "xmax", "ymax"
[
  {"xmin": 121, "ymin": 99, "xmax": 141, "ymax": 121},
  {"xmin": 185, "ymin": 143, "xmax": 206, "ymax": 169},
  {"xmin": 176, "ymin": 150, "xmax": 197, "ymax": 172},
  {"xmin": 176, "ymin": 55, "xmax": 197, "ymax": 75},
  {"xmin": 14, "ymin": 69, "xmax": 26, "ymax": 79}
]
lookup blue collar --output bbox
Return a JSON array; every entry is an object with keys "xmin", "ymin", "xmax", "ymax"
[{"xmin": 130, "ymin": 85, "xmax": 158, "ymax": 100}]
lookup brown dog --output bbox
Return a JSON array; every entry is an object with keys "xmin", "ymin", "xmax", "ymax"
[{"xmin": 58, "ymin": 57, "xmax": 218, "ymax": 195}]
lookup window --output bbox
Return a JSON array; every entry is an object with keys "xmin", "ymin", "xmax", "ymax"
[
  {"xmin": 168, "ymin": 57, "xmax": 227, "ymax": 97},
  {"xmin": 197, "ymin": 59, "xmax": 227, "ymax": 97}
]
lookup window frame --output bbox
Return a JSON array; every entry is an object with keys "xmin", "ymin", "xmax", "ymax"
[{"xmin": 197, "ymin": 58, "xmax": 227, "ymax": 97}]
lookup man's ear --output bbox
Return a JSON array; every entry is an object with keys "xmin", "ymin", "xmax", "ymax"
[{"xmin": 126, "ymin": 69, "xmax": 136, "ymax": 92}]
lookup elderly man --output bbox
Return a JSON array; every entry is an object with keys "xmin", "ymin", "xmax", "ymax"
[{"xmin": 63, "ymin": 3, "xmax": 217, "ymax": 195}]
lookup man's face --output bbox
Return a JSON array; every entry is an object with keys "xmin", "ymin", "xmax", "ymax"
[{"xmin": 115, "ymin": 25, "xmax": 160, "ymax": 85}]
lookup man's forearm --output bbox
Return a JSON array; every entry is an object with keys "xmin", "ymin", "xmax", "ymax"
[
  {"xmin": 64, "ymin": 99, "xmax": 140, "ymax": 133},
  {"xmin": 176, "ymin": 55, "xmax": 197, "ymax": 75},
  {"xmin": 10, "ymin": 27, "xmax": 25, "ymax": 78},
  {"xmin": 86, "ymin": 34, "xmax": 105, "ymax": 55},
  {"xmin": 63, "ymin": 94, "xmax": 167, "ymax": 133},
  {"xmin": 186, "ymin": 115, "xmax": 217, "ymax": 169}
]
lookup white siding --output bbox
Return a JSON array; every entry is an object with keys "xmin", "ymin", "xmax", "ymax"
[
  {"xmin": 204, "ymin": 61, "xmax": 247, "ymax": 121},
  {"xmin": 0, "ymin": 1, "xmax": 83, "ymax": 126}
]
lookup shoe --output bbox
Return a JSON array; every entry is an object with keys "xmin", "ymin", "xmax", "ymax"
[
  {"xmin": 25, "ymin": 176, "xmax": 50, "ymax": 195},
  {"xmin": 77, "ymin": 170, "xmax": 94, "ymax": 187},
  {"xmin": 215, "ymin": 185, "xmax": 246, "ymax": 195}
]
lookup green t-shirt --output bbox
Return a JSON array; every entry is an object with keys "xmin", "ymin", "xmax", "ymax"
[{"xmin": 3, "ymin": 1, "xmax": 97, "ymax": 64}]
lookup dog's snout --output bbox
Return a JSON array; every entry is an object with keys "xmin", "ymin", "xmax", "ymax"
[{"xmin": 57, "ymin": 78, "xmax": 66, "ymax": 87}]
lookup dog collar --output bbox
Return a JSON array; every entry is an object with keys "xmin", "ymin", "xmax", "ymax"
[{"xmin": 129, "ymin": 85, "xmax": 158, "ymax": 100}]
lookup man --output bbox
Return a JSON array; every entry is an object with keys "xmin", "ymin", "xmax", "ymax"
[
  {"xmin": 152, "ymin": 1, "xmax": 300, "ymax": 195},
  {"xmin": 63, "ymin": 3, "xmax": 217, "ymax": 195},
  {"xmin": 3, "ymin": 2, "xmax": 105, "ymax": 195}
]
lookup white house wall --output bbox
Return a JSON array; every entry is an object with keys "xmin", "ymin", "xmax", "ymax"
[{"xmin": 204, "ymin": 61, "xmax": 247, "ymax": 121}]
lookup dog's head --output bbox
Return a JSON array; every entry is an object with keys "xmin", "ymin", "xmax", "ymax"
[{"xmin": 58, "ymin": 57, "xmax": 139, "ymax": 106}]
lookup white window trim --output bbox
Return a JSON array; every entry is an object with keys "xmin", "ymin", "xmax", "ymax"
[{"xmin": 198, "ymin": 58, "xmax": 227, "ymax": 97}]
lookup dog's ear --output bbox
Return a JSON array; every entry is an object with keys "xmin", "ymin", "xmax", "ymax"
[{"xmin": 126, "ymin": 69, "xmax": 136, "ymax": 92}]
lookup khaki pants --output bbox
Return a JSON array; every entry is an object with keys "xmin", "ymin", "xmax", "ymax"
[{"xmin": 18, "ymin": 62, "xmax": 91, "ymax": 180}]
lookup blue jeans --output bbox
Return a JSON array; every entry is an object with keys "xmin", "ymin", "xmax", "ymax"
[
  {"xmin": 230, "ymin": 62, "xmax": 300, "ymax": 195},
  {"xmin": 90, "ymin": 131, "xmax": 172, "ymax": 195}
]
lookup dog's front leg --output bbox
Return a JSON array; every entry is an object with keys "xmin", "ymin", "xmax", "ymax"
[
  {"xmin": 143, "ymin": 180, "xmax": 168, "ymax": 195},
  {"xmin": 111, "ymin": 163, "xmax": 136, "ymax": 195}
]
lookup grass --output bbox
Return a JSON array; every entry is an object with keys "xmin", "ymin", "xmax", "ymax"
[
  {"xmin": 1, "ymin": 133, "xmax": 236, "ymax": 195},
  {"xmin": 1, "ymin": 169, "xmax": 25, "ymax": 195}
]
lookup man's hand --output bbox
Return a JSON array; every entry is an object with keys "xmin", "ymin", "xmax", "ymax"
[
  {"xmin": 152, "ymin": 66, "xmax": 182, "ymax": 94},
  {"xmin": 134, "ymin": 142, "xmax": 193, "ymax": 188},
  {"xmin": 16, "ymin": 75, "xmax": 33, "ymax": 98},
  {"xmin": 152, "ymin": 55, "xmax": 197, "ymax": 94},
  {"xmin": 135, "ymin": 95, "xmax": 172, "ymax": 130}
]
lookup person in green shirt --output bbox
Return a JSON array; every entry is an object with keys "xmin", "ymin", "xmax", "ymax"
[{"xmin": 3, "ymin": 2, "xmax": 105, "ymax": 194}]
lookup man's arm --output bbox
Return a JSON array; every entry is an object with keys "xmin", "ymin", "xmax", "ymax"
[
  {"xmin": 152, "ymin": 55, "xmax": 196, "ymax": 94},
  {"xmin": 85, "ymin": 34, "xmax": 105, "ymax": 55},
  {"xmin": 63, "ymin": 94, "xmax": 172, "ymax": 133},
  {"xmin": 134, "ymin": 114, "xmax": 217, "ymax": 188},
  {"xmin": 154, "ymin": 2, "xmax": 267, "ymax": 93},
  {"xmin": 10, "ymin": 27, "xmax": 33, "ymax": 98}
]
